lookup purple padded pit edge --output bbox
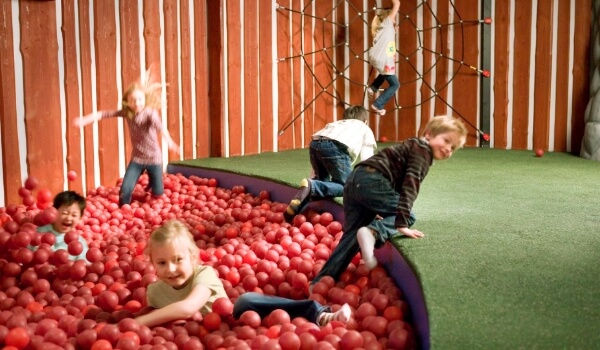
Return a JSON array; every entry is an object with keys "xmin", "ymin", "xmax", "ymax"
[{"xmin": 167, "ymin": 164, "xmax": 430, "ymax": 349}]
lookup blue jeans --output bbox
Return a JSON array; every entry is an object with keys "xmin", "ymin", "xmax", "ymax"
[
  {"xmin": 232, "ymin": 292, "xmax": 330, "ymax": 323},
  {"xmin": 312, "ymin": 165, "xmax": 416, "ymax": 284},
  {"xmin": 370, "ymin": 74, "xmax": 400, "ymax": 109},
  {"xmin": 289, "ymin": 139, "xmax": 353, "ymax": 215},
  {"xmin": 120, "ymin": 161, "xmax": 164, "ymax": 205}
]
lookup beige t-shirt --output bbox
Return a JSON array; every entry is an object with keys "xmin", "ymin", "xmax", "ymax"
[{"xmin": 147, "ymin": 265, "xmax": 228, "ymax": 316}]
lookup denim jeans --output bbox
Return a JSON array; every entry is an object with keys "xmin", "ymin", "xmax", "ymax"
[
  {"xmin": 232, "ymin": 292, "xmax": 330, "ymax": 323},
  {"xmin": 120, "ymin": 161, "xmax": 164, "ymax": 206},
  {"xmin": 370, "ymin": 74, "xmax": 400, "ymax": 110},
  {"xmin": 312, "ymin": 165, "xmax": 416, "ymax": 284},
  {"xmin": 309, "ymin": 139, "xmax": 352, "ymax": 197}
]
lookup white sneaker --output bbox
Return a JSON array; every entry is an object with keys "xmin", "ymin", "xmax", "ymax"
[{"xmin": 371, "ymin": 104, "xmax": 386, "ymax": 116}]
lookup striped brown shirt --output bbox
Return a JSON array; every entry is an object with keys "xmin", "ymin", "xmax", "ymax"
[
  {"xmin": 101, "ymin": 108, "xmax": 164, "ymax": 165},
  {"xmin": 358, "ymin": 137, "xmax": 433, "ymax": 228}
]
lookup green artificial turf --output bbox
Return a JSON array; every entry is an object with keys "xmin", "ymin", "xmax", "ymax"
[{"xmin": 174, "ymin": 146, "xmax": 600, "ymax": 349}]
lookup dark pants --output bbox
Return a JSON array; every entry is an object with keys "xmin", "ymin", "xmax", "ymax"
[
  {"xmin": 119, "ymin": 161, "xmax": 164, "ymax": 206},
  {"xmin": 312, "ymin": 165, "xmax": 415, "ymax": 284},
  {"xmin": 308, "ymin": 138, "xmax": 352, "ymax": 198},
  {"xmin": 232, "ymin": 292, "xmax": 329, "ymax": 323}
]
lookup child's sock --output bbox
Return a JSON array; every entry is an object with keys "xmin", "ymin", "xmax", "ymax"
[
  {"xmin": 357, "ymin": 227, "xmax": 377, "ymax": 270},
  {"xmin": 284, "ymin": 178, "xmax": 312, "ymax": 223},
  {"xmin": 317, "ymin": 303, "xmax": 351, "ymax": 326}
]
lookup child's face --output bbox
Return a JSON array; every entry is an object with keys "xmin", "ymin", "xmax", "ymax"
[
  {"xmin": 126, "ymin": 89, "xmax": 146, "ymax": 113},
  {"xmin": 426, "ymin": 131, "xmax": 463, "ymax": 160},
  {"xmin": 52, "ymin": 203, "xmax": 82, "ymax": 234},
  {"xmin": 151, "ymin": 240, "xmax": 195, "ymax": 289}
]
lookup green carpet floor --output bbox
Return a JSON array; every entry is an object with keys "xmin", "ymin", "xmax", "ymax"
[{"xmin": 173, "ymin": 146, "xmax": 600, "ymax": 349}]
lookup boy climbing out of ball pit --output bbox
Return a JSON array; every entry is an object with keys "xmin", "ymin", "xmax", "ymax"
[
  {"xmin": 73, "ymin": 70, "xmax": 180, "ymax": 207},
  {"xmin": 284, "ymin": 105, "xmax": 377, "ymax": 223},
  {"xmin": 134, "ymin": 220, "xmax": 351, "ymax": 328},
  {"xmin": 311, "ymin": 115, "xmax": 467, "ymax": 287},
  {"xmin": 30, "ymin": 190, "xmax": 89, "ymax": 262}
]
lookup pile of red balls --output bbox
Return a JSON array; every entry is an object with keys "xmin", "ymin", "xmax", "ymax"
[{"xmin": 0, "ymin": 173, "xmax": 416, "ymax": 350}]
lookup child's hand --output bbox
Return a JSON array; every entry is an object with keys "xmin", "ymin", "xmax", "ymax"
[
  {"xmin": 169, "ymin": 142, "xmax": 181, "ymax": 154},
  {"xmin": 191, "ymin": 311, "xmax": 203, "ymax": 322},
  {"xmin": 73, "ymin": 118, "xmax": 83, "ymax": 128},
  {"xmin": 398, "ymin": 227, "xmax": 424, "ymax": 239}
]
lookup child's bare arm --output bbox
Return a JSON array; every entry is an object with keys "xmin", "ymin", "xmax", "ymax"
[
  {"xmin": 134, "ymin": 284, "xmax": 211, "ymax": 328},
  {"xmin": 161, "ymin": 128, "xmax": 181, "ymax": 154},
  {"xmin": 73, "ymin": 112, "xmax": 103, "ymax": 128},
  {"xmin": 389, "ymin": 0, "xmax": 400, "ymax": 21}
]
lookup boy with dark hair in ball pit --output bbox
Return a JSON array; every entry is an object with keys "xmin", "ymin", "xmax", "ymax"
[
  {"xmin": 134, "ymin": 220, "xmax": 351, "ymax": 328},
  {"xmin": 30, "ymin": 190, "xmax": 89, "ymax": 263}
]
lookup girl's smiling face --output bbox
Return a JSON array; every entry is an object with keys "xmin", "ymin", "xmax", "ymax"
[
  {"xmin": 425, "ymin": 130, "xmax": 463, "ymax": 160},
  {"xmin": 151, "ymin": 239, "xmax": 195, "ymax": 289},
  {"xmin": 126, "ymin": 89, "xmax": 146, "ymax": 113}
]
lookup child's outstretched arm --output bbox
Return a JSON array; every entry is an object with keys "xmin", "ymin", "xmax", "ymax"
[
  {"xmin": 135, "ymin": 284, "xmax": 211, "ymax": 328},
  {"xmin": 389, "ymin": 0, "xmax": 400, "ymax": 20},
  {"xmin": 73, "ymin": 112, "xmax": 103, "ymax": 128},
  {"xmin": 161, "ymin": 128, "xmax": 181, "ymax": 154}
]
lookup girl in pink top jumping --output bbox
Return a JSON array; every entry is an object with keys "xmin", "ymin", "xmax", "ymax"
[{"xmin": 74, "ymin": 72, "xmax": 179, "ymax": 206}]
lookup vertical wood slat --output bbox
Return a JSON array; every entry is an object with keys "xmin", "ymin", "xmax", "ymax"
[
  {"xmin": 277, "ymin": 1, "xmax": 293, "ymax": 150},
  {"xmin": 206, "ymin": 0, "xmax": 224, "ymax": 157},
  {"xmin": 571, "ymin": 0, "xmax": 592, "ymax": 154},
  {"xmin": 348, "ymin": 0, "xmax": 365, "ymax": 115},
  {"xmin": 335, "ymin": 1, "xmax": 347, "ymax": 121},
  {"xmin": 511, "ymin": 0, "xmax": 533, "ymax": 149},
  {"xmin": 194, "ymin": 0, "xmax": 210, "ymax": 158},
  {"xmin": 397, "ymin": 0, "xmax": 419, "ymax": 141},
  {"xmin": 179, "ymin": 0, "xmax": 193, "ymax": 159},
  {"xmin": 163, "ymin": 0, "xmax": 180, "ymax": 162},
  {"xmin": 20, "ymin": 1, "xmax": 64, "ymax": 196},
  {"xmin": 303, "ymin": 2, "xmax": 315, "ymax": 143},
  {"xmin": 312, "ymin": 1, "xmax": 334, "ymax": 134},
  {"xmin": 243, "ymin": 0, "xmax": 259, "ymax": 155},
  {"xmin": 78, "ymin": 0, "xmax": 96, "ymax": 192},
  {"xmin": 493, "ymin": 1, "xmax": 511, "ymax": 149},
  {"xmin": 418, "ymin": 0, "xmax": 434, "ymax": 136},
  {"xmin": 452, "ymin": 1, "xmax": 480, "ymax": 146},
  {"xmin": 258, "ymin": 0, "xmax": 274, "ymax": 153},
  {"xmin": 532, "ymin": 0, "xmax": 553, "ymax": 151},
  {"xmin": 119, "ymin": 0, "xmax": 141, "ymax": 166},
  {"xmin": 433, "ymin": 0, "xmax": 450, "ymax": 117},
  {"xmin": 226, "ymin": 0, "xmax": 242, "ymax": 156},
  {"xmin": 93, "ymin": 1, "xmax": 120, "ymax": 188},
  {"xmin": 291, "ymin": 0, "xmax": 303, "ymax": 148},
  {"xmin": 62, "ymin": 0, "xmax": 84, "ymax": 194},
  {"xmin": 0, "ymin": 0, "xmax": 21, "ymax": 205},
  {"xmin": 552, "ymin": 0, "xmax": 571, "ymax": 152}
]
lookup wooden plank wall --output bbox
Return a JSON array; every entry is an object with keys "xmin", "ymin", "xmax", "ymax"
[{"xmin": 0, "ymin": 0, "xmax": 592, "ymax": 207}]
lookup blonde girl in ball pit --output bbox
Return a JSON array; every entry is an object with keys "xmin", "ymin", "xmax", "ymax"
[
  {"xmin": 135, "ymin": 220, "xmax": 351, "ymax": 328},
  {"xmin": 73, "ymin": 71, "xmax": 180, "ymax": 206}
]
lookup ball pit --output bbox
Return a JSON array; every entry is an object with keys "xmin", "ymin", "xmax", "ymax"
[{"xmin": 0, "ymin": 173, "xmax": 416, "ymax": 350}]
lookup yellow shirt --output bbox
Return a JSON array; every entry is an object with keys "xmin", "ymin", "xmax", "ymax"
[{"xmin": 146, "ymin": 265, "xmax": 228, "ymax": 316}]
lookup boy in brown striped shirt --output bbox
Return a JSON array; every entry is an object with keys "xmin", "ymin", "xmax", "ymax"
[{"xmin": 312, "ymin": 115, "xmax": 467, "ymax": 285}]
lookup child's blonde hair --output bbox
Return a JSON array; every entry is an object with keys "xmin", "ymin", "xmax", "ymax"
[
  {"xmin": 343, "ymin": 105, "xmax": 368, "ymax": 122},
  {"xmin": 122, "ymin": 69, "xmax": 163, "ymax": 119},
  {"xmin": 371, "ymin": 9, "xmax": 390, "ymax": 38},
  {"xmin": 423, "ymin": 115, "xmax": 468, "ymax": 148},
  {"xmin": 145, "ymin": 220, "xmax": 199, "ymax": 264}
]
